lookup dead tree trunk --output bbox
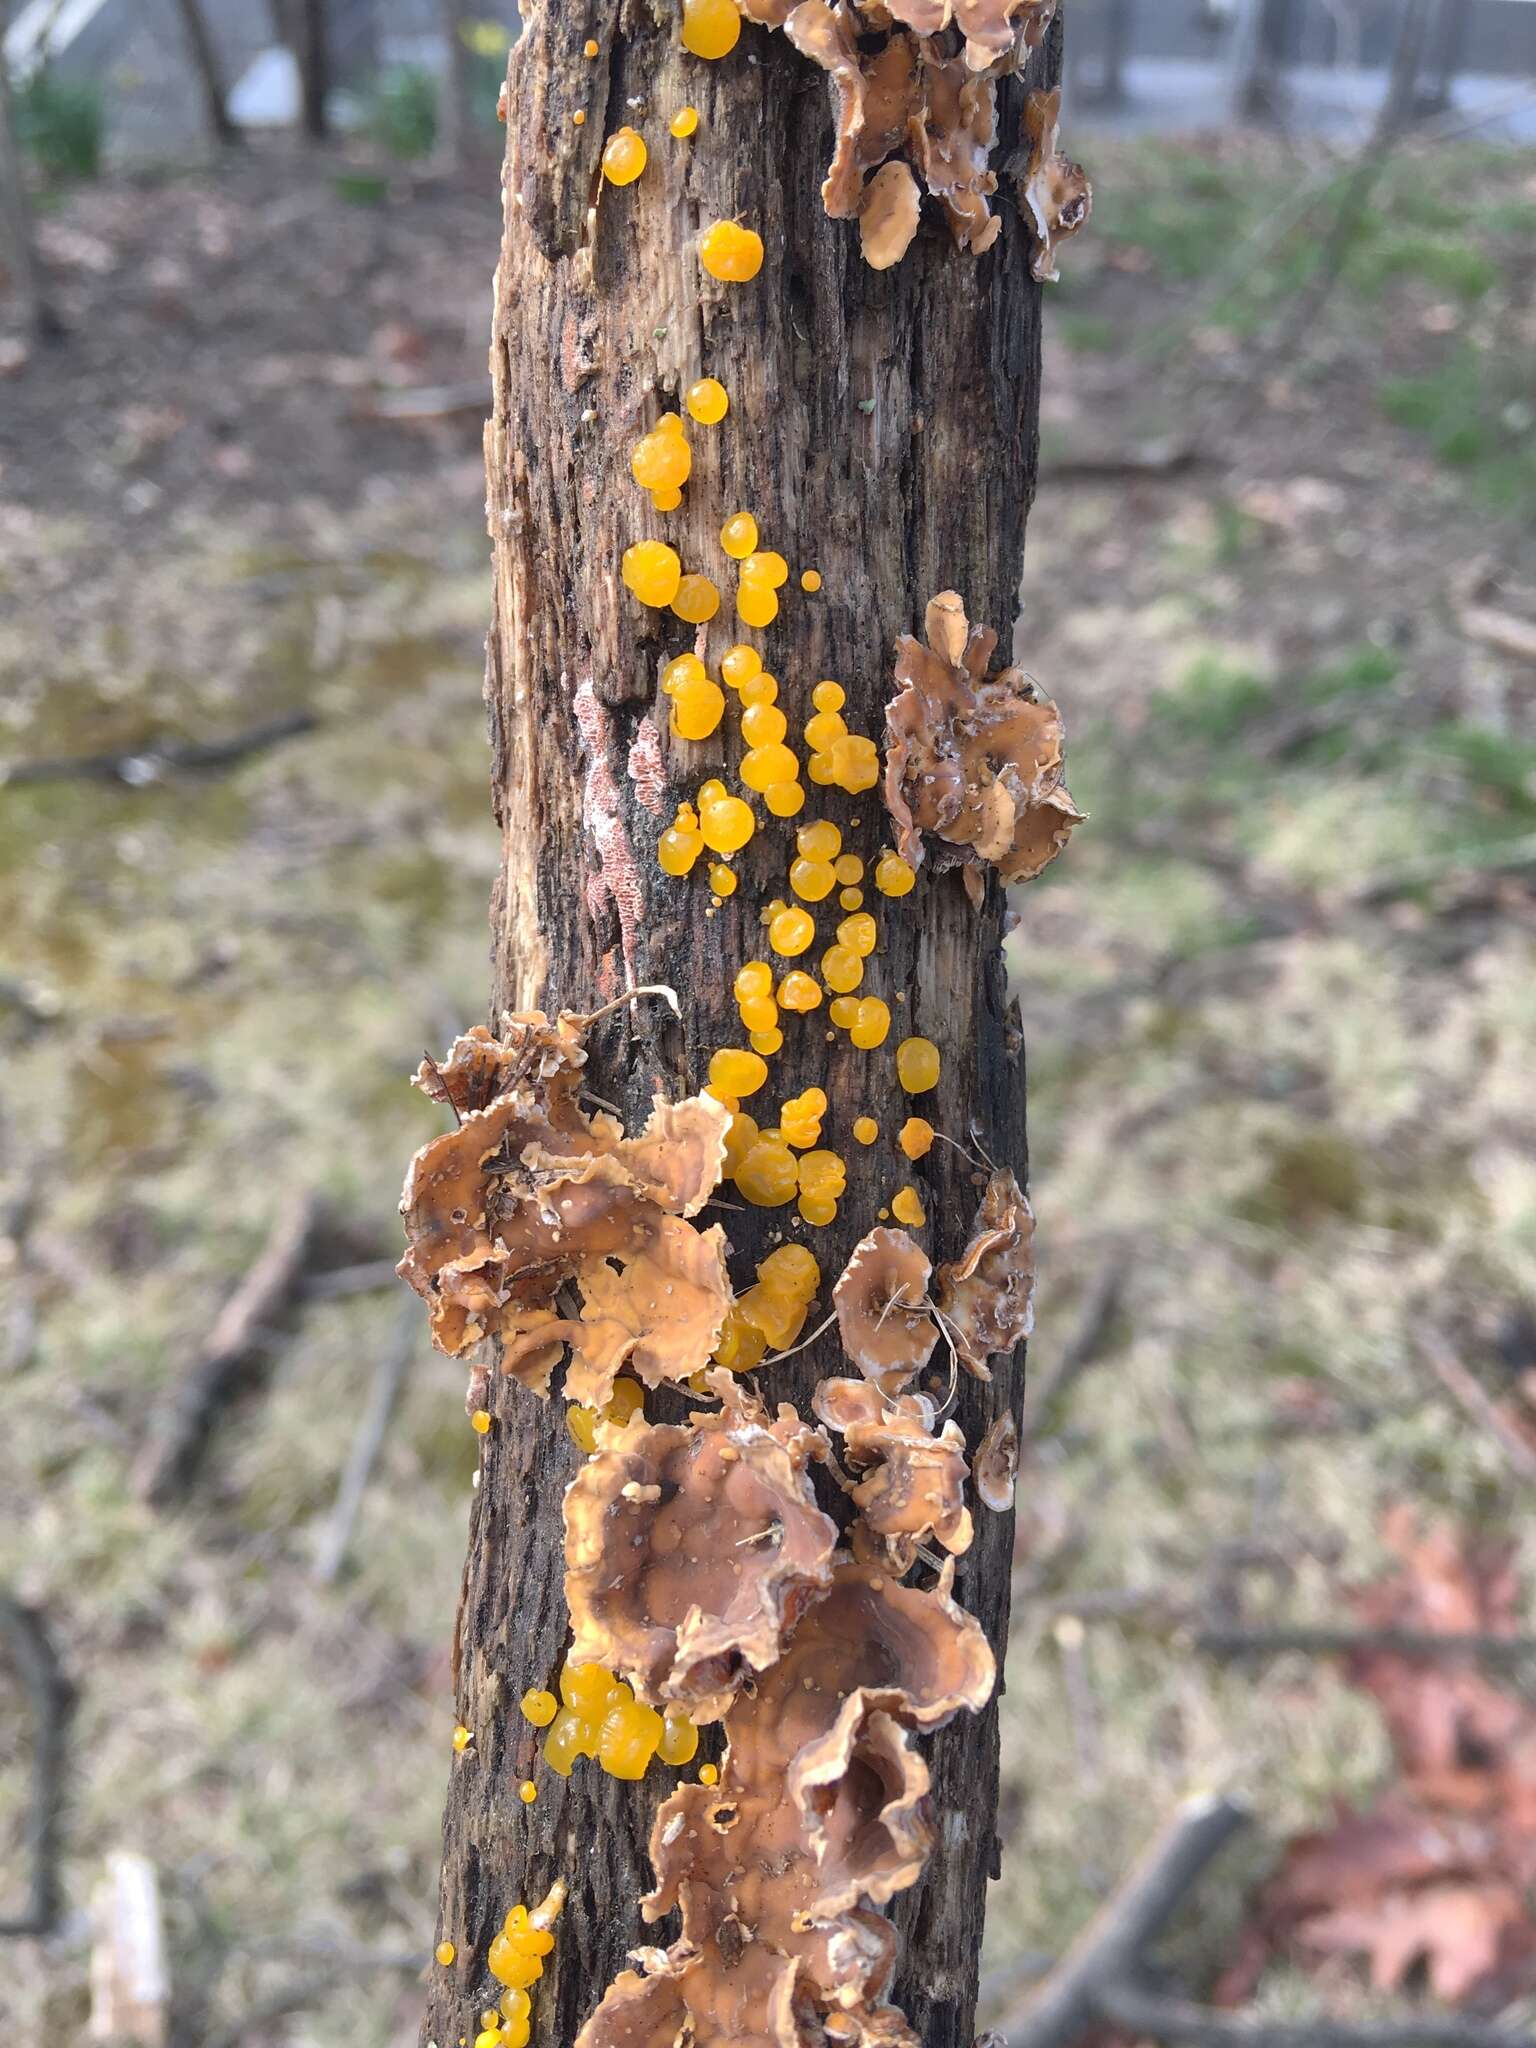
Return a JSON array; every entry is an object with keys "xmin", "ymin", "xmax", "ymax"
[
  {"xmin": 171, "ymin": 0, "xmax": 242, "ymax": 146},
  {"xmin": 296, "ymin": 0, "xmax": 328, "ymax": 140},
  {"xmin": 420, "ymin": 7, "xmax": 1063, "ymax": 2048}
]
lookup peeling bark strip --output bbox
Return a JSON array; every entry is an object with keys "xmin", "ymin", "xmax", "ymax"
[{"xmin": 425, "ymin": 4, "xmax": 1063, "ymax": 2046}]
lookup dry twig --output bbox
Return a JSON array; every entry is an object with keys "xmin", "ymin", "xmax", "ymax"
[
  {"xmin": 312, "ymin": 1304, "xmax": 419, "ymax": 1584},
  {"xmin": 0, "ymin": 1592, "xmax": 73, "ymax": 1937}
]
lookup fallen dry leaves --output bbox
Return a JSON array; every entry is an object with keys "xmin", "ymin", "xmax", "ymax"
[{"xmin": 1225, "ymin": 1508, "xmax": 1536, "ymax": 2008}]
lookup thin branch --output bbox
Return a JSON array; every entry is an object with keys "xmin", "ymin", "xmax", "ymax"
[
  {"xmin": 1195, "ymin": 1625, "xmax": 1536, "ymax": 1668},
  {"xmin": 1094, "ymin": 1985, "xmax": 1535, "ymax": 2048},
  {"xmin": 1416, "ymin": 1328, "xmax": 1536, "ymax": 1484},
  {"xmin": 0, "ymin": 1592, "xmax": 74, "ymax": 1937},
  {"xmin": 1001, "ymin": 1793, "xmax": 1250, "ymax": 2048},
  {"xmin": 136, "ymin": 1195, "xmax": 320, "ymax": 1504},
  {"xmin": 312, "ymin": 1305, "xmax": 419, "ymax": 1584},
  {"xmin": 1, "ymin": 711, "xmax": 317, "ymax": 790}
]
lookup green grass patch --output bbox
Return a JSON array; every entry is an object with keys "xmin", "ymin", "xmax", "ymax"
[
  {"xmin": 17, "ymin": 67, "xmax": 103, "ymax": 181},
  {"xmin": 1379, "ymin": 346, "xmax": 1536, "ymax": 516}
]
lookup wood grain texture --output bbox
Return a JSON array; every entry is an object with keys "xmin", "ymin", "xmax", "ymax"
[{"xmin": 421, "ymin": 5, "xmax": 1059, "ymax": 2044}]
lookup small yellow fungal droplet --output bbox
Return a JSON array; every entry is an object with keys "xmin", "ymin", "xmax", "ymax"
[
  {"xmin": 764, "ymin": 780, "xmax": 805, "ymax": 817},
  {"xmin": 452, "ymin": 1724, "xmax": 473, "ymax": 1751},
  {"xmin": 436, "ymin": 1942, "xmax": 457, "ymax": 1967},
  {"xmin": 742, "ymin": 549, "xmax": 789, "ymax": 588},
  {"xmin": 601, "ymin": 127, "xmax": 648, "ymax": 186},
  {"xmin": 768, "ymin": 906, "xmax": 816, "ymax": 957},
  {"xmin": 699, "ymin": 1762, "xmax": 720, "ymax": 1785},
  {"xmin": 521, "ymin": 1688, "xmax": 559, "ymax": 1727},
  {"xmin": 520, "ymin": 1780, "xmax": 538, "ymax": 1804},
  {"xmin": 671, "ymin": 105, "xmax": 701, "ymax": 139},
  {"xmin": 736, "ymin": 576, "xmax": 778, "ymax": 629},
  {"xmin": 572, "ymin": 109, "xmax": 586, "ymax": 126},
  {"xmin": 800, "ymin": 569, "xmax": 822, "ymax": 592},
  {"xmin": 721, "ymin": 642, "xmax": 762, "ymax": 689},
  {"xmin": 471, "ymin": 1409, "xmax": 492, "ymax": 1435},
  {"xmin": 622, "ymin": 540, "xmax": 682, "ymax": 608},
  {"xmin": 651, "ymin": 485, "xmax": 682, "ymax": 511},
  {"xmin": 853, "ymin": 1116, "xmax": 879, "ymax": 1145},
  {"xmin": 833, "ymin": 852, "xmax": 864, "ymax": 885},
  {"xmin": 700, "ymin": 219, "xmax": 764, "ymax": 282},
  {"xmin": 584, "ymin": 38, "xmax": 599, "ymax": 57},
  {"xmin": 631, "ymin": 425, "xmax": 691, "ymax": 493},
  {"xmin": 896, "ymin": 1036, "xmax": 941, "ymax": 1093},
  {"xmin": 700, "ymin": 793, "xmax": 755, "ymax": 853},
  {"xmin": 681, "ymin": 0, "xmax": 741, "ymax": 59},
  {"xmin": 849, "ymin": 997, "xmax": 891, "ymax": 1050},
  {"xmin": 891, "ymin": 1185, "xmax": 927, "ymax": 1228},
  {"xmin": 740, "ymin": 671, "xmax": 778, "ymax": 705},
  {"xmin": 708, "ymin": 862, "xmax": 737, "ymax": 896},
  {"xmin": 685, "ymin": 378, "xmax": 727, "ymax": 426},
  {"xmin": 875, "ymin": 851, "xmax": 917, "ymax": 897},
  {"xmin": 839, "ymin": 886, "xmax": 864, "ymax": 910},
  {"xmin": 741, "ymin": 701, "xmax": 788, "ymax": 747},
  {"xmin": 829, "ymin": 996, "xmax": 858, "ymax": 1028},
  {"xmin": 796, "ymin": 818, "xmax": 841, "ymax": 862},
  {"xmin": 709, "ymin": 1047, "xmax": 770, "ymax": 1099},
  {"xmin": 789, "ymin": 856, "xmax": 836, "ymax": 903},
  {"xmin": 898, "ymin": 1116, "xmax": 935, "ymax": 1160},
  {"xmin": 720, "ymin": 512, "xmax": 759, "ymax": 560}
]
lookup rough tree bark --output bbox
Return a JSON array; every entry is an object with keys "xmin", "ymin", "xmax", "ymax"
[{"xmin": 421, "ymin": 6, "xmax": 1061, "ymax": 2047}]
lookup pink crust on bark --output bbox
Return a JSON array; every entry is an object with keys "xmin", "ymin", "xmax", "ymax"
[
  {"xmin": 573, "ymin": 678, "xmax": 645, "ymax": 989},
  {"xmin": 627, "ymin": 714, "xmax": 668, "ymax": 816}
]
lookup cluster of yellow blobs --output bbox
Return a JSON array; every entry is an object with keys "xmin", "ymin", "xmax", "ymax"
[
  {"xmin": 802, "ymin": 681, "xmax": 880, "ymax": 795},
  {"xmin": 437, "ymin": 1886, "xmax": 565, "ymax": 2048},
  {"xmin": 522, "ymin": 1661, "xmax": 699, "ymax": 1782},
  {"xmin": 566, "ymin": 1374, "xmax": 644, "ymax": 1456},
  {"xmin": 717, "ymin": 1083, "xmax": 849, "ymax": 1226},
  {"xmin": 681, "ymin": 0, "xmax": 740, "ymax": 58},
  {"xmin": 712, "ymin": 1242, "xmax": 821, "ymax": 1369},
  {"xmin": 658, "ymin": 780, "xmax": 757, "ymax": 883}
]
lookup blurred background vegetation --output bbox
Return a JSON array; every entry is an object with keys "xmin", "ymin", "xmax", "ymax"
[{"xmin": 2, "ymin": 1, "xmax": 1535, "ymax": 2043}]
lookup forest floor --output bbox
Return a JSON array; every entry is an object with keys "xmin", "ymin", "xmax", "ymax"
[{"xmin": 2, "ymin": 134, "xmax": 1535, "ymax": 2045}]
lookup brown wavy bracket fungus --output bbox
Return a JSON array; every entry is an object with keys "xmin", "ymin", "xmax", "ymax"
[
  {"xmin": 859, "ymin": 160, "xmax": 922, "ymax": 270},
  {"xmin": 398, "ymin": 1011, "xmax": 732, "ymax": 1400},
  {"xmin": 884, "ymin": 590, "xmax": 1083, "ymax": 905},
  {"xmin": 973, "ymin": 1409, "xmax": 1019, "ymax": 1512},
  {"xmin": 784, "ymin": 3, "xmax": 922, "ymax": 221},
  {"xmin": 814, "ymin": 1377, "xmax": 973, "ymax": 1567},
  {"xmin": 908, "ymin": 41, "xmax": 1002, "ymax": 254},
  {"xmin": 578, "ymin": 1561, "xmax": 993, "ymax": 2048},
  {"xmin": 1020, "ymin": 88, "xmax": 1092, "ymax": 283},
  {"xmin": 833, "ymin": 1228, "xmax": 939, "ymax": 1396},
  {"xmin": 563, "ymin": 1388, "xmax": 838, "ymax": 1721},
  {"xmin": 934, "ymin": 1169, "xmax": 1036, "ymax": 1377}
]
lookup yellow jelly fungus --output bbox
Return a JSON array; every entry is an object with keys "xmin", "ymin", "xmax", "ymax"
[
  {"xmin": 714, "ymin": 1306, "xmax": 769, "ymax": 1372},
  {"xmin": 799, "ymin": 1148, "xmax": 846, "ymax": 1191},
  {"xmin": 699, "ymin": 1763, "xmax": 719, "ymax": 1786},
  {"xmin": 833, "ymin": 853, "xmax": 865, "ymax": 885},
  {"xmin": 708, "ymin": 863, "xmax": 737, "ymax": 897},
  {"xmin": 741, "ymin": 742, "xmax": 799, "ymax": 792},
  {"xmin": 853, "ymin": 1115, "xmax": 880, "ymax": 1144},
  {"xmin": 760, "ymin": 1244, "xmax": 819, "ymax": 1295},
  {"xmin": 828, "ymin": 995, "xmax": 858, "ymax": 1028},
  {"xmin": 777, "ymin": 971, "xmax": 822, "ymax": 1013},
  {"xmin": 734, "ymin": 1137, "xmax": 799, "ymax": 1206},
  {"xmin": 697, "ymin": 775, "xmax": 726, "ymax": 803},
  {"xmin": 657, "ymin": 824, "xmax": 704, "ymax": 876},
  {"xmin": 659, "ymin": 1708, "xmax": 700, "ymax": 1766},
  {"xmin": 801, "ymin": 569, "xmax": 822, "ymax": 592},
  {"xmin": 584, "ymin": 37, "xmax": 600, "ymax": 56},
  {"xmin": 723, "ymin": 1111, "xmax": 760, "ymax": 1176},
  {"xmin": 663, "ymin": 652, "xmax": 707, "ymax": 692},
  {"xmin": 657, "ymin": 411, "xmax": 685, "ymax": 436},
  {"xmin": 700, "ymin": 794, "xmax": 755, "ymax": 854},
  {"xmin": 602, "ymin": 127, "xmax": 648, "ymax": 185},
  {"xmin": 896, "ymin": 1036, "xmax": 941, "ymax": 1093},
  {"xmin": 470, "ymin": 1409, "xmax": 492, "ymax": 1435},
  {"xmin": 831, "ymin": 733, "xmax": 880, "ymax": 793},
  {"xmin": 839, "ymin": 886, "xmax": 864, "ymax": 910},
  {"xmin": 898, "ymin": 1116, "xmax": 935, "ymax": 1160},
  {"xmin": 875, "ymin": 851, "xmax": 917, "ymax": 897},
  {"xmin": 572, "ymin": 109, "xmax": 587, "ymax": 126},
  {"xmin": 700, "ymin": 219, "xmax": 764, "ymax": 282},
  {"xmin": 807, "ymin": 752, "xmax": 836, "ymax": 786},
  {"xmin": 622, "ymin": 540, "xmax": 682, "ymax": 608},
  {"xmin": 721, "ymin": 512, "xmax": 759, "ymax": 560},
  {"xmin": 501, "ymin": 1992, "xmax": 532, "ymax": 2025},
  {"xmin": 741, "ymin": 550, "xmax": 789, "ymax": 589},
  {"xmin": 789, "ymin": 856, "xmax": 836, "ymax": 903},
  {"xmin": 750, "ymin": 1026, "xmax": 785, "ymax": 1054},
  {"xmin": 799, "ymin": 1193, "xmax": 837, "ymax": 1226},
  {"xmin": 672, "ymin": 573, "xmax": 721, "ymax": 625},
  {"xmin": 682, "ymin": 0, "xmax": 741, "ymax": 59},
  {"xmin": 892, "ymin": 1185, "xmax": 927, "ymax": 1228},
  {"xmin": 476, "ymin": 2032, "xmax": 504, "ymax": 2048},
  {"xmin": 686, "ymin": 375, "xmax": 727, "ymax": 422},
  {"xmin": 521, "ymin": 1688, "xmax": 559, "ymax": 1727},
  {"xmin": 436, "ymin": 1942, "xmax": 457, "ymax": 1966},
  {"xmin": 651, "ymin": 485, "xmax": 682, "ymax": 511},
  {"xmin": 631, "ymin": 427, "xmax": 691, "ymax": 493},
  {"xmin": 797, "ymin": 818, "xmax": 841, "ymax": 861},
  {"xmin": 721, "ymin": 642, "xmax": 762, "ymax": 689},
  {"xmin": 812, "ymin": 681, "xmax": 845, "ymax": 713},
  {"xmin": 804, "ymin": 709, "xmax": 846, "ymax": 753},
  {"xmin": 837, "ymin": 911, "xmax": 877, "ymax": 957},
  {"xmin": 740, "ymin": 671, "xmax": 778, "ymax": 705},
  {"xmin": 765, "ymin": 781, "xmax": 804, "ymax": 817},
  {"xmin": 709, "ymin": 1047, "xmax": 769, "ymax": 1098},
  {"xmin": 671, "ymin": 105, "xmax": 701, "ymax": 139},
  {"xmin": 736, "ymin": 579, "xmax": 778, "ymax": 630},
  {"xmin": 768, "ymin": 907, "xmax": 815, "ymax": 957},
  {"xmin": 850, "ymin": 997, "xmax": 892, "ymax": 1050},
  {"xmin": 741, "ymin": 701, "xmax": 788, "ymax": 747},
  {"xmin": 608, "ymin": 1379, "xmax": 644, "ymax": 1425},
  {"xmin": 520, "ymin": 1780, "xmax": 538, "ymax": 1804},
  {"xmin": 599, "ymin": 1696, "xmax": 665, "ymax": 1779},
  {"xmin": 821, "ymin": 944, "xmax": 863, "ymax": 994},
  {"xmin": 738, "ymin": 996, "xmax": 778, "ymax": 1035},
  {"xmin": 452, "ymin": 1723, "xmax": 473, "ymax": 1751},
  {"xmin": 734, "ymin": 961, "xmax": 774, "ymax": 1000}
]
